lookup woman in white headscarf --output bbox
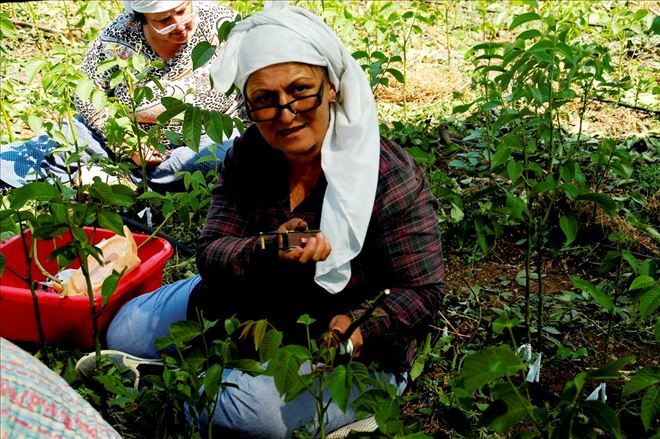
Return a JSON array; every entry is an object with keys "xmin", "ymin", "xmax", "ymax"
[
  {"xmin": 105, "ymin": 4, "xmax": 444, "ymax": 436},
  {"xmin": 73, "ymin": 0, "xmax": 243, "ymax": 191}
]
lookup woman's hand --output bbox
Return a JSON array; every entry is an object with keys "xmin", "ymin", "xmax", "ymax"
[
  {"xmin": 326, "ymin": 314, "xmax": 363, "ymax": 358},
  {"xmin": 277, "ymin": 218, "xmax": 331, "ymax": 264},
  {"xmin": 129, "ymin": 145, "xmax": 166, "ymax": 166}
]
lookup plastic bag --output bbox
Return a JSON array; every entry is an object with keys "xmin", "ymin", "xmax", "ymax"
[{"xmin": 62, "ymin": 226, "xmax": 141, "ymax": 297}]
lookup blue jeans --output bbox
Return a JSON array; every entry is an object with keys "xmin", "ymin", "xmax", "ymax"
[{"xmin": 106, "ymin": 275, "xmax": 407, "ymax": 437}]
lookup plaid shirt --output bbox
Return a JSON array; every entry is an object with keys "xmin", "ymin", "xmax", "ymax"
[{"xmin": 191, "ymin": 125, "xmax": 444, "ymax": 370}]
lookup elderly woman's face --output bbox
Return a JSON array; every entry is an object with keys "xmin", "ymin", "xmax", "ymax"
[
  {"xmin": 245, "ymin": 63, "xmax": 336, "ymax": 161},
  {"xmin": 144, "ymin": 0, "xmax": 195, "ymax": 44}
]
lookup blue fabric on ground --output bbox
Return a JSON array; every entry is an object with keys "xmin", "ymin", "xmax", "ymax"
[
  {"xmin": 0, "ymin": 117, "xmax": 234, "ymax": 192},
  {"xmin": 0, "ymin": 134, "xmax": 58, "ymax": 187},
  {"xmin": 1, "ymin": 117, "xmax": 114, "ymax": 188}
]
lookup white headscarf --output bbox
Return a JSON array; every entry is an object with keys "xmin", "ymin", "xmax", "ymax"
[
  {"xmin": 122, "ymin": 0, "xmax": 186, "ymax": 14},
  {"xmin": 210, "ymin": 5, "xmax": 380, "ymax": 294}
]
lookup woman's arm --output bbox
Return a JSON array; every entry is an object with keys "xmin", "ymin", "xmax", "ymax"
[
  {"xmin": 195, "ymin": 145, "xmax": 277, "ymax": 288},
  {"xmin": 74, "ymin": 37, "xmax": 115, "ymax": 135}
]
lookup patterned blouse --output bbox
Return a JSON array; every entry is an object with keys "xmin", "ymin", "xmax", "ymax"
[
  {"xmin": 190, "ymin": 125, "xmax": 445, "ymax": 371},
  {"xmin": 75, "ymin": 1, "xmax": 243, "ymax": 138}
]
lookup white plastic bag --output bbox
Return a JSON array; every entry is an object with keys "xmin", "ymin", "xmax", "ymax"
[{"xmin": 62, "ymin": 226, "xmax": 141, "ymax": 297}]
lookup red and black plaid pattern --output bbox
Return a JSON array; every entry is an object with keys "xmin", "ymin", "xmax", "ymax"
[{"xmin": 190, "ymin": 126, "xmax": 444, "ymax": 370}]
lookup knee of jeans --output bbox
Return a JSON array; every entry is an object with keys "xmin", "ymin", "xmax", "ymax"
[
  {"xmin": 105, "ymin": 313, "xmax": 133, "ymax": 351},
  {"xmin": 210, "ymin": 378, "xmax": 290, "ymax": 438},
  {"xmin": 105, "ymin": 307, "xmax": 156, "ymax": 358}
]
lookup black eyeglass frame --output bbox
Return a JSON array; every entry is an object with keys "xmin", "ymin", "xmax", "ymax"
[{"xmin": 245, "ymin": 82, "xmax": 325, "ymax": 122}]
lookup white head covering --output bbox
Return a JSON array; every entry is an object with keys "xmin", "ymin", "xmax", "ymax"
[
  {"xmin": 123, "ymin": 0, "xmax": 186, "ymax": 14},
  {"xmin": 210, "ymin": 5, "xmax": 380, "ymax": 294}
]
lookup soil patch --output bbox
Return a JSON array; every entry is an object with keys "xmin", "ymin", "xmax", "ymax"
[{"xmin": 376, "ymin": 62, "xmax": 470, "ymax": 105}]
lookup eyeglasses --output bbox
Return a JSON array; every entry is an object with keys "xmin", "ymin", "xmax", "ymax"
[
  {"xmin": 149, "ymin": 2, "xmax": 194, "ymax": 35},
  {"xmin": 246, "ymin": 83, "xmax": 325, "ymax": 122}
]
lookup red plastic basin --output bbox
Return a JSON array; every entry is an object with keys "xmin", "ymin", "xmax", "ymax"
[{"xmin": 0, "ymin": 227, "xmax": 173, "ymax": 349}]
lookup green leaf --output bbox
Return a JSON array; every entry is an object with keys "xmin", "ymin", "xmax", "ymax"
[
  {"xmin": 91, "ymin": 89, "xmax": 106, "ymax": 109},
  {"xmin": 491, "ymin": 144, "xmax": 511, "ymax": 168},
  {"xmin": 651, "ymin": 15, "xmax": 660, "ymax": 35},
  {"xmin": 155, "ymin": 335, "xmax": 175, "ymax": 351},
  {"xmin": 570, "ymin": 275, "xmax": 614, "ymax": 312},
  {"xmin": 101, "ymin": 270, "xmax": 122, "ymax": 308},
  {"xmin": 509, "ymin": 12, "xmax": 542, "ymax": 31},
  {"xmin": 386, "ymin": 68, "xmax": 404, "ymax": 83},
  {"xmin": 183, "ymin": 106, "xmax": 202, "ymax": 152},
  {"xmin": 111, "ymin": 185, "xmax": 138, "ymax": 206},
  {"xmin": 191, "ymin": 41, "xmax": 216, "ymax": 70},
  {"xmin": 133, "ymin": 86, "xmax": 153, "ymax": 107},
  {"xmin": 575, "ymin": 193, "xmax": 617, "ymax": 216},
  {"xmin": 623, "ymin": 367, "xmax": 660, "ymax": 396},
  {"xmin": 204, "ymin": 364, "xmax": 223, "ymax": 399},
  {"xmin": 501, "ymin": 132, "xmax": 524, "ymax": 149},
  {"xmin": 560, "ymin": 183, "xmax": 579, "ymax": 199},
  {"xmin": 452, "ymin": 98, "xmax": 483, "ymax": 114},
  {"xmin": 641, "ymin": 385, "xmax": 660, "ymax": 431},
  {"xmin": 457, "ymin": 345, "xmax": 525, "ymax": 393},
  {"xmin": 630, "ymin": 275, "xmax": 656, "ymax": 291},
  {"xmin": 161, "ymin": 96, "xmax": 183, "ymax": 108},
  {"xmin": 507, "ymin": 160, "xmax": 523, "ymax": 181},
  {"xmin": 0, "ymin": 253, "xmax": 5, "ymax": 276},
  {"xmin": 480, "ymin": 101, "xmax": 500, "ymax": 112},
  {"xmin": 229, "ymin": 359, "xmax": 265, "ymax": 375},
  {"xmin": 588, "ymin": 356, "xmax": 635, "ymax": 380},
  {"xmin": 10, "ymin": 182, "xmax": 60, "ymax": 208},
  {"xmin": 108, "ymin": 70, "xmax": 123, "ymax": 89},
  {"xmin": 76, "ymin": 78, "xmax": 95, "ymax": 101},
  {"xmin": 492, "ymin": 311, "xmax": 521, "ymax": 335},
  {"xmin": 252, "ymin": 319, "xmax": 267, "ymax": 352},
  {"xmin": 329, "ymin": 365, "xmax": 352, "ymax": 412},
  {"xmin": 559, "ymin": 215, "xmax": 578, "ymax": 246},
  {"xmin": 26, "ymin": 115, "xmax": 43, "ymax": 134},
  {"xmin": 266, "ymin": 348, "xmax": 305, "ymax": 399},
  {"xmin": 348, "ymin": 362, "xmax": 370, "ymax": 389},
  {"xmin": 97, "ymin": 211, "xmax": 124, "ymax": 235},
  {"xmin": 296, "ymin": 314, "xmax": 316, "ymax": 325},
  {"xmin": 410, "ymin": 333, "xmax": 432, "ymax": 381},
  {"xmin": 24, "ymin": 58, "xmax": 46, "ymax": 83},
  {"xmin": 157, "ymin": 102, "xmax": 188, "ymax": 124},
  {"xmin": 375, "ymin": 398, "xmax": 401, "ymax": 431},
  {"xmin": 582, "ymin": 401, "xmax": 622, "ymax": 439},
  {"xmin": 639, "ymin": 286, "xmax": 660, "ymax": 320},
  {"xmin": 258, "ymin": 329, "xmax": 282, "ymax": 363},
  {"xmin": 89, "ymin": 182, "xmax": 136, "ymax": 207},
  {"xmin": 217, "ymin": 19, "xmax": 235, "ymax": 43},
  {"xmin": 516, "ymin": 29, "xmax": 542, "ymax": 41},
  {"xmin": 531, "ymin": 175, "xmax": 556, "ymax": 196},
  {"xmin": 561, "ymin": 372, "xmax": 587, "ymax": 404},
  {"xmin": 168, "ymin": 320, "xmax": 202, "ymax": 345},
  {"xmin": 481, "ymin": 382, "xmax": 531, "ymax": 432},
  {"xmin": 202, "ymin": 110, "xmax": 226, "ymax": 144}
]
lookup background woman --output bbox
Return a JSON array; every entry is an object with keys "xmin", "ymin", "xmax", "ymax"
[{"xmin": 1, "ymin": 0, "xmax": 242, "ymax": 192}]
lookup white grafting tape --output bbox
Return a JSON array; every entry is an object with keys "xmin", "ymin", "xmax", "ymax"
[
  {"xmin": 518, "ymin": 343, "xmax": 533, "ymax": 362},
  {"xmin": 340, "ymin": 339, "xmax": 354, "ymax": 356},
  {"xmin": 526, "ymin": 352, "xmax": 542, "ymax": 383},
  {"xmin": 586, "ymin": 383, "xmax": 607, "ymax": 402}
]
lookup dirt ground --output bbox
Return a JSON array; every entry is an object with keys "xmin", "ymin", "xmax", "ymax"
[{"xmin": 404, "ymin": 232, "xmax": 658, "ymax": 436}]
